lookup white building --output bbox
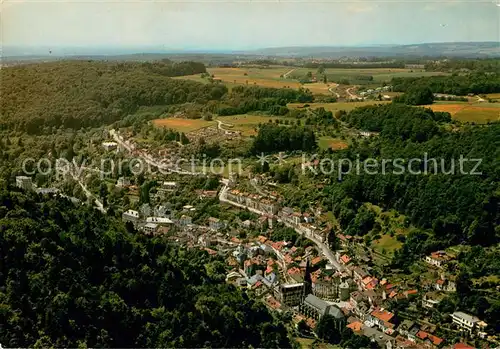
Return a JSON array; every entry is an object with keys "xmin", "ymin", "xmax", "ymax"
[
  {"xmin": 122, "ymin": 210, "xmax": 139, "ymax": 224},
  {"xmin": 102, "ymin": 142, "xmax": 118, "ymax": 151},
  {"xmin": 146, "ymin": 217, "xmax": 174, "ymax": 226},
  {"xmin": 143, "ymin": 223, "xmax": 158, "ymax": 235},
  {"xmin": 16, "ymin": 176, "xmax": 33, "ymax": 191},
  {"xmin": 163, "ymin": 181, "xmax": 178, "ymax": 191},
  {"xmin": 451, "ymin": 311, "xmax": 481, "ymax": 334}
]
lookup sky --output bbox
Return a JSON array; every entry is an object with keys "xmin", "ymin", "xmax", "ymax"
[{"xmin": 2, "ymin": 0, "xmax": 500, "ymax": 54}]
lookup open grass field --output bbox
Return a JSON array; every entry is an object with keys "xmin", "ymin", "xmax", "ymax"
[
  {"xmin": 318, "ymin": 136, "xmax": 349, "ymax": 150},
  {"xmin": 153, "ymin": 114, "xmax": 279, "ymax": 136},
  {"xmin": 288, "ymin": 101, "xmax": 390, "ymax": 113},
  {"xmin": 423, "ymin": 102, "xmax": 500, "ymax": 123},
  {"xmin": 291, "ymin": 67, "xmax": 449, "ymax": 85},
  {"xmin": 152, "ymin": 118, "xmax": 214, "ymax": 133},
  {"xmin": 176, "ymin": 66, "xmax": 336, "ymax": 95},
  {"xmin": 218, "ymin": 114, "xmax": 279, "ymax": 136},
  {"xmin": 486, "ymin": 93, "xmax": 500, "ymax": 100},
  {"xmin": 209, "ymin": 67, "xmax": 301, "ymax": 88}
]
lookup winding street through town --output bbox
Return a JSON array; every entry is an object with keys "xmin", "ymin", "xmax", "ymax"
[{"xmin": 219, "ymin": 182, "xmax": 344, "ymax": 272}]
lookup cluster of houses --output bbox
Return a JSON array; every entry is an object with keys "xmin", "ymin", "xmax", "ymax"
[
  {"xmin": 121, "ymin": 202, "xmax": 195, "ymax": 235},
  {"xmin": 224, "ymin": 188, "xmax": 330, "ymax": 245},
  {"xmin": 358, "ymin": 85, "xmax": 392, "ymax": 99},
  {"xmin": 15, "ymin": 175, "xmax": 79, "ymax": 201}
]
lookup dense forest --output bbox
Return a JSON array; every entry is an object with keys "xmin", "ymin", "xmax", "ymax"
[
  {"xmin": 251, "ymin": 124, "xmax": 317, "ymax": 154},
  {"xmin": 391, "ymin": 72, "xmax": 500, "ymax": 95},
  {"xmin": 329, "ymin": 104, "xmax": 500, "ymax": 251},
  {"xmin": 217, "ymin": 86, "xmax": 314, "ymax": 116},
  {"xmin": 0, "ymin": 190, "xmax": 292, "ymax": 348},
  {"xmin": 0, "ymin": 60, "xmax": 218, "ymax": 134}
]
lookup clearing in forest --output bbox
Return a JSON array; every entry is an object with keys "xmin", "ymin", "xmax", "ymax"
[{"xmin": 152, "ymin": 118, "xmax": 214, "ymax": 133}]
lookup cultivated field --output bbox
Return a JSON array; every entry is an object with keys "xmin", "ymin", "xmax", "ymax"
[
  {"xmin": 424, "ymin": 102, "xmax": 500, "ymax": 123},
  {"xmin": 218, "ymin": 114, "xmax": 279, "ymax": 136},
  {"xmin": 291, "ymin": 67, "xmax": 449, "ymax": 85},
  {"xmin": 152, "ymin": 114, "xmax": 278, "ymax": 136},
  {"xmin": 318, "ymin": 136, "xmax": 349, "ymax": 150},
  {"xmin": 486, "ymin": 93, "xmax": 500, "ymax": 100},
  {"xmin": 176, "ymin": 66, "xmax": 335, "ymax": 95},
  {"xmin": 288, "ymin": 101, "xmax": 391, "ymax": 113},
  {"xmin": 152, "ymin": 118, "xmax": 214, "ymax": 133}
]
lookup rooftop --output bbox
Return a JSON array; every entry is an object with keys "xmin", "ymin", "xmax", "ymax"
[
  {"xmin": 452, "ymin": 311, "xmax": 480, "ymax": 323},
  {"xmin": 371, "ymin": 308, "xmax": 395, "ymax": 323}
]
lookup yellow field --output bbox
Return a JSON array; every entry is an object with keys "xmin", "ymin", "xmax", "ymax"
[
  {"xmin": 486, "ymin": 93, "xmax": 500, "ymax": 99},
  {"xmin": 152, "ymin": 114, "xmax": 279, "ymax": 136},
  {"xmin": 423, "ymin": 103, "xmax": 500, "ymax": 123},
  {"xmin": 288, "ymin": 101, "xmax": 390, "ymax": 113},
  {"xmin": 152, "ymin": 118, "xmax": 214, "ymax": 132},
  {"xmin": 209, "ymin": 67, "xmax": 300, "ymax": 89},
  {"xmin": 175, "ymin": 66, "xmax": 333, "ymax": 95}
]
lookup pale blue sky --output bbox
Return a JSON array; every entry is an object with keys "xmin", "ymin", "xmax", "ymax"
[{"xmin": 2, "ymin": 0, "xmax": 499, "ymax": 53}]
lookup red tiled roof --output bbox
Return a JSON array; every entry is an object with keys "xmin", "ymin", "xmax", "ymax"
[
  {"xmin": 312, "ymin": 256, "xmax": 323, "ymax": 265},
  {"xmin": 406, "ymin": 289, "xmax": 418, "ymax": 296},
  {"xmin": 258, "ymin": 235, "xmax": 268, "ymax": 243},
  {"xmin": 341, "ymin": 254, "xmax": 351, "ymax": 264},
  {"xmin": 416, "ymin": 331, "xmax": 428, "ymax": 340},
  {"xmin": 205, "ymin": 248, "xmax": 217, "ymax": 255},
  {"xmin": 428, "ymin": 334, "xmax": 444, "ymax": 346},
  {"xmin": 453, "ymin": 344, "xmax": 474, "ymax": 349},
  {"xmin": 288, "ymin": 267, "xmax": 301, "ymax": 275},
  {"xmin": 266, "ymin": 296, "xmax": 281, "ymax": 310},
  {"xmin": 306, "ymin": 318, "xmax": 317, "ymax": 329},
  {"xmin": 371, "ymin": 308, "xmax": 395, "ymax": 323},
  {"xmin": 362, "ymin": 276, "xmax": 373, "ymax": 285},
  {"xmin": 347, "ymin": 321, "xmax": 363, "ymax": 332},
  {"xmin": 436, "ymin": 279, "xmax": 445, "ymax": 285}
]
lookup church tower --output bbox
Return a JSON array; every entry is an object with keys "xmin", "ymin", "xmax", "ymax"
[{"xmin": 303, "ymin": 257, "xmax": 313, "ymax": 299}]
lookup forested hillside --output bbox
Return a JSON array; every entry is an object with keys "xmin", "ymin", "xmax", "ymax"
[
  {"xmin": 0, "ymin": 190, "xmax": 291, "ymax": 348},
  {"xmin": 391, "ymin": 72, "xmax": 500, "ymax": 95},
  {"xmin": 0, "ymin": 60, "xmax": 218, "ymax": 134},
  {"xmin": 298, "ymin": 105, "xmax": 500, "ymax": 260}
]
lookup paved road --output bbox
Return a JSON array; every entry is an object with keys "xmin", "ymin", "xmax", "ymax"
[
  {"xmin": 216, "ymin": 120, "xmax": 234, "ymax": 131},
  {"xmin": 69, "ymin": 169, "xmax": 106, "ymax": 214},
  {"xmin": 346, "ymin": 86, "xmax": 359, "ymax": 99},
  {"xmin": 219, "ymin": 184, "xmax": 344, "ymax": 272},
  {"xmin": 328, "ymin": 86, "xmax": 341, "ymax": 98},
  {"xmin": 110, "ymin": 129, "xmax": 204, "ymax": 176}
]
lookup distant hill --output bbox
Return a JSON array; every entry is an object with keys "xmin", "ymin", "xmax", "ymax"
[
  {"xmin": 2, "ymin": 42, "xmax": 499, "ymax": 63},
  {"xmin": 250, "ymin": 42, "xmax": 500, "ymax": 58}
]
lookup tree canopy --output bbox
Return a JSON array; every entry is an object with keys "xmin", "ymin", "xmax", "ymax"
[{"xmin": 0, "ymin": 190, "xmax": 292, "ymax": 348}]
